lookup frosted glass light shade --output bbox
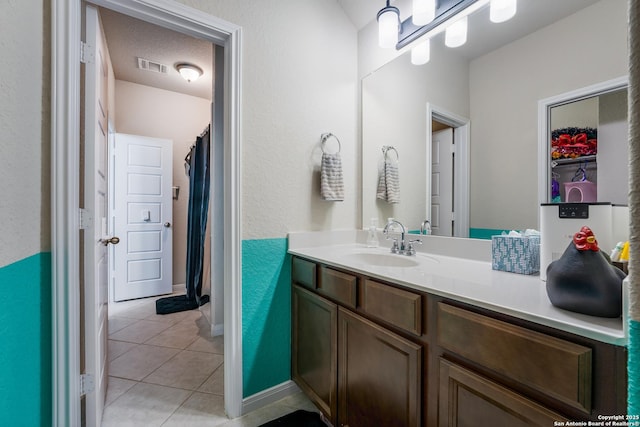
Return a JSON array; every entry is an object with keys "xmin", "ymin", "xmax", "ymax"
[
  {"xmin": 490, "ymin": 0, "xmax": 517, "ymax": 23},
  {"xmin": 412, "ymin": 0, "xmax": 436, "ymax": 26},
  {"xmin": 176, "ymin": 63, "xmax": 203, "ymax": 82},
  {"xmin": 378, "ymin": 6, "xmax": 400, "ymax": 48},
  {"xmin": 411, "ymin": 39, "xmax": 430, "ymax": 65},
  {"xmin": 445, "ymin": 16, "xmax": 468, "ymax": 48}
]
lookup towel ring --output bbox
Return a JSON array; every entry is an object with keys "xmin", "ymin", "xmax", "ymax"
[
  {"xmin": 321, "ymin": 133, "xmax": 341, "ymax": 154},
  {"xmin": 382, "ymin": 145, "xmax": 399, "ymax": 161}
]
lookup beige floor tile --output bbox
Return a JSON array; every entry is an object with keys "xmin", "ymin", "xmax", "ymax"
[
  {"xmin": 162, "ymin": 392, "xmax": 229, "ymax": 427},
  {"xmin": 144, "ymin": 320, "xmax": 201, "ymax": 349},
  {"xmin": 108, "ymin": 316, "xmax": 139, "ymax": 334},
  {"xmin": 145, "ymin": 306, "xmax": 204, "ymax": 324},
  {"xmin": 108, "ymin": 319, "xmax": 171, "ymax": 344},
  {"xmin": 143, "ymin": 350, "xmax": 224, "ymax": 390},
  {"xmin": 109, "ymin": 344, "xmax": 179, "ymax": 381},
  {"xmin": 105, "ymin": 376, "xmax": 137, "ymax": 406},
  {"xmin": 108, "ymin": 340, "xmax": 138, "ymax": 362},
  {"xmin": 187, "ymin": 335, "xmax": 224, "ymax": 354},
  {"xmin": 101, "ymin": 382, "xmax": 191, "ymax": 427},
  {"xmin": 278, "ymin": 392, "xmax": 318, "ymax": 413},
  {"xmin": 198, "ymin": 364, "xmax": 224, "ymax": 395}
]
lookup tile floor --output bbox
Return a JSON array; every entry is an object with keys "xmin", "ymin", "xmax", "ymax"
[{"xmin": 103, "ymin": 292, "xmax": 317, "ymax": 427}]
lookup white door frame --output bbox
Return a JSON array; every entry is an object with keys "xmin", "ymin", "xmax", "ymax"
[
  {"xmin": 537, "ymin": 75, "xmax": 629, "ymax": 212},
  {"xmin": 425, "ymin": 103, "xmax": 470, "ymax": 238},
  {"xmin": 51, "ymin": 1, "xmax": 243, "ymax": 425}
]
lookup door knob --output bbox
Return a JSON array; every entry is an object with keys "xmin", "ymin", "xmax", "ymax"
[
  {"xmin": 100, "ymin": 236, "xmax": 120, "ymax": 246},
  {"xmin": 164, "ymin": 222, "xmax": 171, "ymax": 228}
]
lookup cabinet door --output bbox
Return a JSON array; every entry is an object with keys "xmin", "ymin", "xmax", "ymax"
[
  {"xmin": 292, "ymin": 285, "xmax": 337, "ymax": 424},
  {"xmin": 438, "ymin": 359, "xmax": 563, "ymax": 427},
  {"xmin": 338, "ymin": 308, "xmax": 421, "ymax": 427}
]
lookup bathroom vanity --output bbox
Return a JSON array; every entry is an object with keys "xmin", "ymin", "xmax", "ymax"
[{"xmin": 288, "ymin": 232, "xmax": 627, "ymax": 427}]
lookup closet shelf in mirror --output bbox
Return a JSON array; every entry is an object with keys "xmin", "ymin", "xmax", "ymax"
[{"xmin": 552, "ymin": 155, "xmax": 597, "ymax": 167}]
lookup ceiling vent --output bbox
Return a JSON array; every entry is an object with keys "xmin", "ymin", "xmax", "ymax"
[{"xmin": 137, "ymin": 57, "xmax": 168, "ymax": 74}]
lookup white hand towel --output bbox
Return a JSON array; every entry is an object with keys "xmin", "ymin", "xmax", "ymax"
[
  {"xmin": 376, "ymin": 159, "xmax": 400, "ymax": 204},
  {"xmin": 321, "ymin": 152, "xmax": 344, "ymax": 201}
]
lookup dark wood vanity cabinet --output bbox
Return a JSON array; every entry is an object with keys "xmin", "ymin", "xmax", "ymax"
[
  {"xmin": 292, "ymin": 285, "xmax": 337, "ymax": 424},
  {"xmin": 291, "ymin": 256, "xmax": 627, "ymax": 427},
  {"xmin": 338, "ymin": 308, "xmax": 421, "ymax": 427}
]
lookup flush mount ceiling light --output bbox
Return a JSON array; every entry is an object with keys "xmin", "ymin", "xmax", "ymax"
[
  {"xmin": 377, "ymin": 0, "xmax": 400, "ymax": 49},
  {"xmin": 175, "ymin": 63, "xmax": 203, "ymax": 83}
]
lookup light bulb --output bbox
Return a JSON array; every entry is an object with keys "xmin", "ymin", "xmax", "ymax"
[
  {"xmin": 411, "ymin": 39, "xmax": 430, "ymax": 65},
  {"xmin": 413, "ymin": 0, "xmax": 436, "ymax": 26},
  {"xmin": 445, "ymin": 16, "xmax": 467, "ymax": 48},
  {"xmin": 490, "ymin": 0, "xmax": 517, "ymax": 23},
  {"xmin": 378, "ymin": 5, "xmax": 400, "ymax": 49}
]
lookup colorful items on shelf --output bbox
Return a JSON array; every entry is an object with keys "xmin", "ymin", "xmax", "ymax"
[{"xmin": 551, "ymin": 127, "xmax": 597, "ymax": 160}]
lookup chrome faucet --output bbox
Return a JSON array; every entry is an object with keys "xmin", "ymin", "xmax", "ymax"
[
  {"xmin": 383, "ymin": 219, "xmax": 421, "ymax": 255},
  {"xmin": 420, "ymin": 220, "xmax": 431, "ymax": 235},
  {"xmin": 383, "ymin": 219, "xmax": 406, "ymax": 254}
]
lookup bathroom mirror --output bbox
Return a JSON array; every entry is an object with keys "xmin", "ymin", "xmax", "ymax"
[{"xmin": 361, "ymin": 0, "xmax": 627, "ymax": 238}]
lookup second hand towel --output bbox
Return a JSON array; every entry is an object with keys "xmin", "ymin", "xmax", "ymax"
[{"xmin": 377, "ymin": 159, "xmax": 400, "ymax": 203}]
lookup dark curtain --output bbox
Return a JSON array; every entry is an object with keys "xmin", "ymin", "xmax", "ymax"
[
  {"xmin": 155, "ymin": 126, "xmax": 211, "ymax": 315},
  {"xmin": 186, "ymin": 126, "xmax": 211, "ymax": 303}
]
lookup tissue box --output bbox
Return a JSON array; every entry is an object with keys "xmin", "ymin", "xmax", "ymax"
[{"xmin": 491, "ymin": 235, "xmax": 540, "ymax": 275}]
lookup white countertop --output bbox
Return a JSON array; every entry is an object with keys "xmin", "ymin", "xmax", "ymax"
[{"xmin": 288, "ymin": 230, "xmax": 626, "ymax": 346}]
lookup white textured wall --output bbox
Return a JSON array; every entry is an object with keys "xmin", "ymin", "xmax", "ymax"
[
  {"xmin": 469, "ymin": 0, "xmax": 628, "ymax": 230},
  {"xmin": 114, "ymin": 80, "xmax": 211, "ymax": 285},
  {"xmin": 599, "ymin": 89, "xmax": 629, "ymax": 204},
  {"xmin": 178, "ymin": 0, "xmax": 358, "ymax": 238},
  {"xmin": 0, "ymin": 1, "xmax": 48, "ymax": 267}
]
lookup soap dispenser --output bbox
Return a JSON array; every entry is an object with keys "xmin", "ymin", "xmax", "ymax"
[{"xmin": 366, "ymin": 218, "xmax": 379, "ymax": 248}]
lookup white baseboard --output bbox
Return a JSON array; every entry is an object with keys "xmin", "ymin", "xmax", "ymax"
[
  {"xmin": 211, "ymin": 323, "xmax": 224, "ymax": 337},
  {"xmin": 241, "ymin": 380, "xmax": 301, "ymax": 415}
]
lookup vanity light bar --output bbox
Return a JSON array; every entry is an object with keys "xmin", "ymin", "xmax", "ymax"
[{"xmin": 397, "ymin": 0, "xmax": 490, "ymax": 50}]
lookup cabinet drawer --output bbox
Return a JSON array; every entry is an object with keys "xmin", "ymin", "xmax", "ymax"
[
  {"xmin": 361, "ymin": 279, "xmax": 422, "ymax": 336},
  {"xmin": 292, "ymin": 257, "xmax": 316, "ymax": 289},
  {"xmin": 437, "ymin": 303, "xmax": 592, "ymax": 413},
  {"xmin": 318, "ymin": 266, "xmax": 357, "ymax": 309}
]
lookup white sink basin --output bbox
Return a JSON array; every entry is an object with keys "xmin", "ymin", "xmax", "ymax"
[{"xmin": 343, "ymin": 252, "xmax": 421, "ymax": 268}]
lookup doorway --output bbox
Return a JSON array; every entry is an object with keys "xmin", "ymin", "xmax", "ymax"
[
  {"xmin": 51, "ymin": 1, "xmax": 242, "ymax": 425},
  {"xmin": 426, "ymin": 103, "xmax": 470, "ymax": 238}
]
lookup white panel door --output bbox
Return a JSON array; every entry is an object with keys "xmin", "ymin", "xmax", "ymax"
[
  {"xmin": 431, "ymin": 128, "xmax": 454, "ymax": 236},
  {"xmin": 113, "ymin": 133, "xmax": 173, "ymax": 301},
  {"xmin": 84, "ymin": 5, "xmax": 111, "ymax": 426}
]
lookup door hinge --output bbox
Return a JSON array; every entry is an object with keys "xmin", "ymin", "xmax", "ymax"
[
  {"xmin": 80, "ymin": 373, "xmax": 95, "ymax": 396},
  {"xmin": 79, "ymin": 208, "xmax": 92, "ymax": 230},
  {"xmin": 80, "ymin": 41, "xmax": 94, "ymax": 64}
]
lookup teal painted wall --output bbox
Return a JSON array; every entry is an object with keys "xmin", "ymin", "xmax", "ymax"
[
  {"xmin": 629, "ymin": 319, "xmax": 640, "ymax": 415},
  {"xmin": 242, "ymin": 238, "xmax": 291, "ymax": 397},
  {"xmin": 0, "ymin": 253, "xmax": 52, "ymax": 427},
  {"xmin": 469, "ymin": 228, "xmax": 510, "ymax": 240}
]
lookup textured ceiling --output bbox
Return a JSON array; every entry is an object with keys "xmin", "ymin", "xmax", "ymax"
[{"xmin": 99, "ymin": 7, "xmax": 213, "ymax": 100}]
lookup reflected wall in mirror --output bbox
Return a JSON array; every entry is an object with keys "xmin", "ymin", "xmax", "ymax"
[{"xmin": 360, "ymin": 0, "xmax": 627, "ymax": 238}]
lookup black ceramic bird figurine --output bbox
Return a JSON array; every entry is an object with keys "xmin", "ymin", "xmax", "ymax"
[{"xmin": 546, "ymin": 226, "xmax": 625, "ymax": 318}]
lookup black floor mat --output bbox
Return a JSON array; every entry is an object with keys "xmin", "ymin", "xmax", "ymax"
[
  {"xmin": 155, "ymin": 294, "xmax": 210, "ymax": 314},
  {"xmin": 259, "ymin": 410, "xmax": 325, "ymax": 427}
]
